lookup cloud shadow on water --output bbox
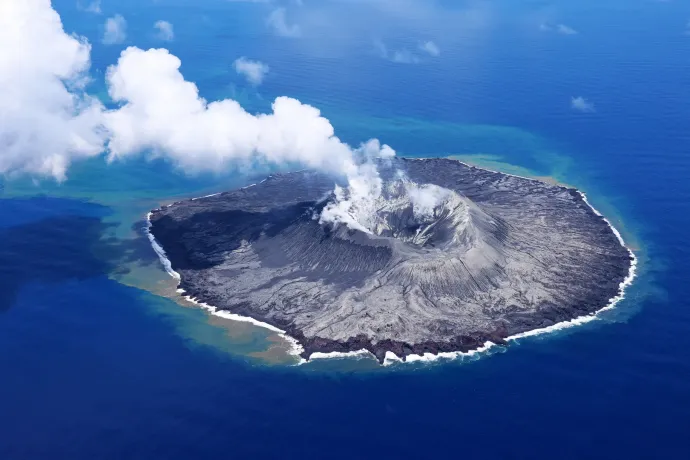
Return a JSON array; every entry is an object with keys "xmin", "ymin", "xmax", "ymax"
[{"xmin": 0, "ymin": 197, "xmax": 160, "ymax": 312}]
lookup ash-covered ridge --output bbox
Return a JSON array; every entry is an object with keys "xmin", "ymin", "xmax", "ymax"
[{"xmin": 149, "ymin": 158, "xmax": 633, "ymax": 362}]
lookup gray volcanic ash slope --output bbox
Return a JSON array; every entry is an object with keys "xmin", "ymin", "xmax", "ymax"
[{"xmin": 149, "ymin": 158, "xmax": 633, "ymax": 362}]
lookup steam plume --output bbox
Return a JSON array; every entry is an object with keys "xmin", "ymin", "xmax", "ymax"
[{"xmin": 1, "ymin": 0, "xmax": 396, "ymax": 217}]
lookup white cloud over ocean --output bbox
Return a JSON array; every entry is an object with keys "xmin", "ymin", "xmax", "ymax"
[
  {"xmin": 103, "ymin": 14, "xmax": 127, "ymax": 45},
  {"xmin": 571, "ymin": 96, "xmax": 595, "ymax": 113},
  {"xmin": 556, "ymin": 24, "xmax": 578, "ymax": 35},
  {"xmin": 77, "ymin": 0, "xmax": 101, "ymax": 14},
  {"xmin": 419, "ymin": 40, "xmax": 440, "ymax": 57},
  {"xmin": 0, "ymin": 0, "xmax": 107, "ymax": 179},
  {"xmin": 233, "ymin": 57, "xmax": 270, "ymax": 86},
  {"xmin": 267, "ymin": 8, "xmax": 301, "ymax": 37},
  {"xmin": 374, "ymin": 40, "xmax": 419, "ymax": 64},
  {"xmin": 374, "ymin": 39, "xmax": 441, "ymax": 64},
  {"xmin": 540, "ymin": 22, "xmax": 578, "ymax": 35},
  {"xmin": 154, "ymin": 20, "xmax": 174, "ymax": 41},
  {"xmin": 0, "ymin": 0, "xmax": 393, "ymax": 185}
]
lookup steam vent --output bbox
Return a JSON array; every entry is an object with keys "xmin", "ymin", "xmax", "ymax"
[{"xmin": 148, "ymin": 158, "xmax": 633, "ymax": 363}]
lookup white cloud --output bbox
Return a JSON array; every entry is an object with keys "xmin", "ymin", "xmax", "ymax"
[
  {"xmin": 103, "ymin": 48, "xmax": 394, "ymax": 230},
  {"xmin": 556, "ymin": 24, "xmax": 578, "ymax": 35},
  {"xmin": 540, "ymin": 23, "xmax": 578, "ymax": 35},
  {"xmin": 391, "ymin": 49, "xmax": 420, "ymax": 64},
  {"xmin": 0, "ymin": 0, "xmax": 106, "ymax": 180},
  {"xmin": 267, "ymin": 8, "xmax": 301, "ymax": 37},
  {"xmin": 373, "ymin": 40, "xmax": 388, "ymax": 59},
  {"xmin": 1, "ymin": 0, "xmax": 396, "ymax": 224},
  {"xmin": 276, "ymin": 0, "xmax": 492, "ymax": 59},
  {"xmin": 103, "ymin": 14, "xmax": 126, "ymax": 45},
  {"xmin": 154, "ymin": 20, "xmax": 174, "ymax": 41},
  {"xmin": 233, "ymin": 57, "xmax": 269, "ymax": 86},
  {"xmin": 571, "ymin": 96, "xmax": 595, "ymax": 113},
  {"xmin": 418, "ymin": 40, "xmax": 440, "ymax": 57},
  {"xmin": 374, "ymin": 40, "xmax": 420, "ymax": 64},
  {"xmin": 103, "ymin": 47, "xmax": 393, "ymax": 176},
  {"xmin": 78, "ymin": 0, "xmax": 101, "ymax": 14}
]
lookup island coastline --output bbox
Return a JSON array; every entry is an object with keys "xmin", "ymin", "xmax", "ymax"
[{"xmin": 144, "ymin": 158, "xmax": 638, "ymax": 366}]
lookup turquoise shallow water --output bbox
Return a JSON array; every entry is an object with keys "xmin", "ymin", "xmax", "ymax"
[{"xmin": 1, "ymin": 0, "xmax": 689, "ymax": 458}]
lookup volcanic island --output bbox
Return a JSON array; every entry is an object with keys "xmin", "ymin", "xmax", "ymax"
[{"xmin": 148, "ymin": 158, "xmax": 634, "ymax": 363}]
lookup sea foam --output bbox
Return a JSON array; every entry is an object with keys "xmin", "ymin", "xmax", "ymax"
[{"xmin": 146, "ymin": 212, "xmax": 180, "ymax": 280}]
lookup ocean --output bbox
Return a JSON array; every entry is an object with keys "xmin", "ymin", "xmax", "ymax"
[{"xmin": 1, "ymin": 0, "xmax": 689, "ymax": 458}]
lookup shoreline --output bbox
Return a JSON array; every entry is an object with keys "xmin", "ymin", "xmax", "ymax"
[
  {"xmin": 145, "ymin": 211, "xmax": 306, "ymax": 359},
  {"xmin": 144, "ymin": 158, "xmax": 638, "ymax": 367}
]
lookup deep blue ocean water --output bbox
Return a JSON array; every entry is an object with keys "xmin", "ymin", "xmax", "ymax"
[{"xmin": 2, "ymin": 0, "xmax": 690, "ymax": 458}]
